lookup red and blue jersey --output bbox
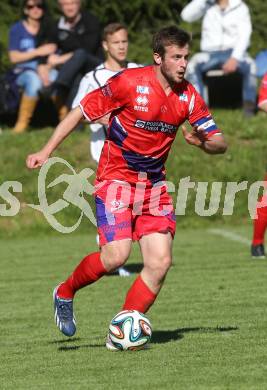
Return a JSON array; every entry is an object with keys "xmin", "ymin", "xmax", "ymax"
[{"xmin": 80, "ymin": 65, "xmax": 221, "ymax": 185}]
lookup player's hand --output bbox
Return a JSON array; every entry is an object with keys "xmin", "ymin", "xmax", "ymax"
[
  {"xmin": 181, "ymin": 125, "xmax": 207, "ymax": 147},
  {"xmin": 26, "ymin": 150, "xmax": 50, "ymax": 169}
]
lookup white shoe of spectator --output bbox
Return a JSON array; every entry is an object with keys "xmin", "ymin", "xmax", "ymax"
[{"xmin": 118, "ymin": 267, "xmax": 131, "ymax": 277}]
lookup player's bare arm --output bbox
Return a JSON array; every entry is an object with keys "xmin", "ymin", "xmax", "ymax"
[
  {"xmin": 26, "ymin": 107, "xmax": 83, "ymax": 169},
  {"xmin": 181, "ymin": 125, "xmax": 227, "ymax": 154}
]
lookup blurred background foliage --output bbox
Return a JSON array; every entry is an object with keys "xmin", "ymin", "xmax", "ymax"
[{"xmin": 0, "ymin": 0, "xmax": 266, "ymax": 70}]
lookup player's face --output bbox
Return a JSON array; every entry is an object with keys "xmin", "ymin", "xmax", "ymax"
[
  {"xmin": 103, "ymin": 29, "xmax": 129, "ymax": 63},
  {"xmin": 58, "ymin": 0, "xmax": 81, "ymax": 19},
  {"xmin": 159, "ymin": 44, "xmax": 189, "ymax": 84}
]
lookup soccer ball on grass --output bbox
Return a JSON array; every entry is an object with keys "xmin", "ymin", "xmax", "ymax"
[{"xmin": 106, "ymin": 310, "xmax": 152, "ymax": 351}]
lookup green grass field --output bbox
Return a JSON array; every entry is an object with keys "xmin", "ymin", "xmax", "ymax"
[
  {"xmin": 1, "ymin": 108, "xmax": 267, "ymax": 388},
  {"xmin": 1, "ymin": 108, "xmax": 267, "ymax": 236},
  {"xmin": 1, "ymin": 223, "xmax": 267, "ymax": 389}
]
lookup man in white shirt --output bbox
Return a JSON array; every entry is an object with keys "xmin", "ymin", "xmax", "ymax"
[
  {"xmin": 72, "ymin": 22, "xmax": 141, "ymax": 161},
  {"xmin": 72, "ymin": 22, "xmax": 141, "ymax": 277},
  {"xmin": 181, "ymin": 0, "xmax": 257, "ymax": 116}
]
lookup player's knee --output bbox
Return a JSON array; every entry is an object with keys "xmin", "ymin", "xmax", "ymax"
[
  {"xmin": 159, "ymin": 254, "xmax": 172, "ymax": 274},
  {"xmin": 101, "ymin": 245, "xmax": 130, "ymax": 271},
  {"xmin": 109, "ymin": 254, "xmax": 128, "ymax": 270},
  {"xmin": 146, "ymin": 254, "xmax": 172, "ymax": 279}
]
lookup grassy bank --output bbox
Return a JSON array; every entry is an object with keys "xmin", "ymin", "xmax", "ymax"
[{"xmin": 0, "ymin": 108, "xmax": 266, "ymax": 236}]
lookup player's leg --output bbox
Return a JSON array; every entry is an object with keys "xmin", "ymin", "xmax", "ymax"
[
  {"xmin": 54, "ymin": 239, "xmax": 132, "ymax": 337},
  {"xmin": 106, "ymin": 232, "xmax": 172, "ymax": 351},
  {"xmin": 54, "ymin": 181, "xmax": 134, "ymax": 336},
  {"xmin": 58, "ymin": 238, "xmax": 132, "ymax": 297},
  {"xmin": 251, "ymin": 194, "xmax": 267, "ymax": 258},
  {"xmin": 56, "ymin": 243, "xmax": 131, "ymax": 299},
  {"xmin": 95, "ymin": 233, "xmax": 131, "ymax": 277},
  {"xmin": 122, "ymin": 232, "xmax": 173, "ymax": 313},
  {"xmin": 53, "ymin": 250, "xmax": 108, "ymax": 337},
  {"xmin": 121, "ymin": 182, "xmax": 176, "ymax": 313},
  {"xmin": 106, "ymin": 231, "xmax": 172, "ymax": 351}
]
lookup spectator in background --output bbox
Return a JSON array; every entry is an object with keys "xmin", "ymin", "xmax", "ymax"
[
  {"xmin": 8, "ymin": 0, "xmax": 57, "ymax": 133},
  {"xmin": 181, "ymin": 0, "xmax": 257, "ymax": 117},
  {"xmin": 42, "ymin": 0, "xmax": 103, "ymax": 120},
  {"xmin": 72, "ymin": 23, "xmax": 142, "ymax": 277}
]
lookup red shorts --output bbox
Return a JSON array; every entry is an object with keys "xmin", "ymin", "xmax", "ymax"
[{"xmin": 94, "ymin": 180, "xmax": 176, "ymax": 246}]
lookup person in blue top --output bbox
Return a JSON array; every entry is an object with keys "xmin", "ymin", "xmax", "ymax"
[{"xmin": 8, "ymin": 0, "xmax": 56, "ymax": 133}]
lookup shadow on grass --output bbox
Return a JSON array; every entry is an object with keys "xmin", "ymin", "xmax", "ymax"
[
  {"xmin": 107, "ymin": 263, "xmax": 143, "ymax": 276},
  {"xmin": 58, "ymin": 343, "xmax": 104, "ymax": 351},
  {"xmin": 50, "ymin": 326, "xmax": 238, "ymax": 351},
  {"xmin": 107, "ymin": 263, "xmax": 176, "ymax": 276},
  {"xmin": 48, "ymin": 337, "xmax": 82, "ymax": 344},
  {"xmin": 152, "ymin": 326, "xmax": 238, "ymax": 344},
  {"xmin": 48, "ymin": 337, "xmax": 104, "ymax": 351}
]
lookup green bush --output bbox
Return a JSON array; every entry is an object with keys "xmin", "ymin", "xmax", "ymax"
[{"xmin": 1, "ymin": 1, "xmax": 266, "ymax": 70}]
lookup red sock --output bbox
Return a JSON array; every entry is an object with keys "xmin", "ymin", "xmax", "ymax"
[
  {"xmin": 252, "ymin": 195, "xmax": 267, "ymax": 245},
  {"xmin": 57, "ymin": 252, "xmax": 107, "ymax": 299},
  {"xmin": 123, "ymin": 275, "xmax": 157, "ymax": 313}
]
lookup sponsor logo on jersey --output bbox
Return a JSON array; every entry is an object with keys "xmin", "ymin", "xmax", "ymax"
[
  {"xmin": 161, "ymin": 105, "xmax": 167, "ymax": 113},
  {"xmin": 135, "ymin": 120, "xmax": 177, "ymax": 133},
  {"xmin": 110, "ymin": 199, "xmax": 125, "ymax": 212},
  {"xmin": 134, "ymin": 94, "xmax": 149, "ymax": 111},
  {"xmin": 135, "ymin": 120, "xmax": 146, "ymax": 128},
  {"xmin": 135, "ymin": 95, "xmax": 149, "ymax": 105},
  {"xmin": 179, "ymin": 93, "xmax": 188, "ymax": 102},
  {"xmin": 136, "ymin": 85, "xmax": 149, "ymax": 94},
  {"xmin": 134, "ymin": 106, "xmax": 149, "ymax": 112}
]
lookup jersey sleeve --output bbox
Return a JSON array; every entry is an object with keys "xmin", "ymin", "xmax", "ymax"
[
  {"xmin": 187, "ymin": 89, "xmax": 222, "ymax": 138},
  {"xmin": 258, "ymin": 74, "xmax": 267, "ymax": 107},
  {"xmin": 79, "ymin": 71, "xmax": 129, "ymax": 121}
]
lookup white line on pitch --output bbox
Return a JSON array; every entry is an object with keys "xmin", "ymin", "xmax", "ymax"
[{"xmin": 208, "ymin": 228, "xmax": 251, "ymax": 246}]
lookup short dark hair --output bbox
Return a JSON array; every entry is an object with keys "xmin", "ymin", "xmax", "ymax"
[
  {"xmin": 103, "ymin": 23, "xmax": 127, "ymax": 41},
  {"xmin": 152, "ymin": 26, "xmax": 191, "ymax": 57}
]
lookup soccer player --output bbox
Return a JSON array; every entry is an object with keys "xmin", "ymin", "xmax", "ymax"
[
  {"xmin": 251, "ymin": 73, "xmax": 267, "ymax": 258},
  {"xmin": 72, "ymin": 22, "xmax": 141, "ymax": 161},
  {"xmin": 26, "ymin": 26, "xmax": 227, "ymax": 344},
  {"xmin": 72, "ymin": 22, "xmax": 141, "ymax": 277}
]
